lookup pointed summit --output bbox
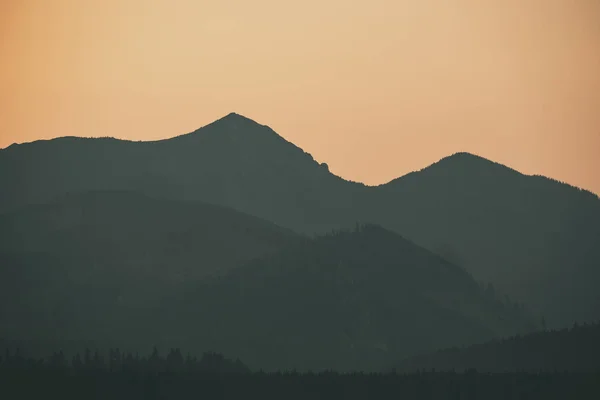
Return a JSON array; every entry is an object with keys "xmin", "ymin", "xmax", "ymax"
[
  {"xmin": 226, "ymin": 112, "xmax": 248, "ymax": 119},
  {"xmin": 170, "ymin": 112, "xmax": 274, "ymax": 144},
  {"xmin": 438, "ymin": 152, "xmax": 488, "ymax": 163},
  {"xmin": 207, "ymin": 112, "xmax": 262, "ymax": 131},
  {"xmin": 219, "ymin": 112, "xmax": 256, "ymax": 123}
]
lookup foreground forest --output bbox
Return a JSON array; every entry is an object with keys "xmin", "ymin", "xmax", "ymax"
[
  {"xmin": 394, "ymin": 321, "xmax": 600, "ymax": 373},
  {"xmin": 1, "ymin": 349, "xmax": 599, "ymax": 400},
  {"xmin": 2, "ymin": 323, "xmax": 600, "ymax": 399}
]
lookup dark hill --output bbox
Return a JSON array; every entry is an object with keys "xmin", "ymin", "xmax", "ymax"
[
  {"xmin": 156, "ymin": 224, "xmax": 537, "ymax": 372},
  {"xmin": 0, "ymin": 190, "xmax": 303, "ymax": 280},
  {"xmin": 0, "ymin": 190, "xmax": 305, "ymax": 347},
  {"xmin": 371, "ymin": 152, "xmax": 600, "ymax": 328},
  {"xmin": 392, "ymin": 321, "xmax": 600, "ymax": 373}
]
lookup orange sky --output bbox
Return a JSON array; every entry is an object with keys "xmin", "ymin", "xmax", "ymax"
[{"xmin": 1, "ymin": 0, "xmax": 599, "ymax": 193}]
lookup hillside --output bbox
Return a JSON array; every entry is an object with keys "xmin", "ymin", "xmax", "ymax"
[
  {"xmin": 154, "ymin": 225, "xmax": 537, "ymax": 372},
  {"xmin": 0, "ymin": 219, "xmax": 536, "ymax": 372},
  {"xmin": 371, "ymin": 152, "xmax": 600, "ymax": 327},
  {"xmin": 0, "ymin": 190, "xmax": 304, "ymax": 346},
  {"xmin": 393, "ymin": 321, "xmax": 600, "ymax": 373}
]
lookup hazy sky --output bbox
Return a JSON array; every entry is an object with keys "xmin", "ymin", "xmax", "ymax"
[{"xmin": 1, "ymin": 0, "xmax": 599, "ymax": 193}]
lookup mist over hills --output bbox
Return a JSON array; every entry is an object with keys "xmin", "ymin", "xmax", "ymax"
[
  {"xmin": 1, "ymin": 111, "xmax": 599, "ymax": 345},
  {"xmin": 0, "ymin": 113, "xmax": 600, "ymax": 370},
  {"xmin": 164, "ymin": 224, "xmax": 535, "ymax": 371},
  {"xmin": 0, "ymin": 190, "xmax": 303, "ymax": 280},
  {"xmin": 0, "ymin": 210, "xmax": 537, "ymax": 371},
  {"xmin": 0, "ymin": 191, "xmax": 304, "ymax": 348},
  {"xmin": 371, "ymin": 151, "xmax": 600, "ymax": 327}
]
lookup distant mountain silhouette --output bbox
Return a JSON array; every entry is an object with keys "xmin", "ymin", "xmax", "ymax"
[
  {"xmin": 392, "ymin": 321, "xmax": 600, "ymax": 373},
  {"xmin": 0, "ymin": 112, "xmax": 361, "ymax": 233},
  {"xmin": 0, "ymin": 211, "xmax": 536, "ymax": 371},
  {"xmin": 372, "ymin": 152, "xmax": 600, "ymax": 328},
  {"xmin": 151, "ymin": 224, "xmax": 536, "ymax": 372},
  {"xmin": 1, "ymin": 113, "xmax": 599, "ymax": 329},
  {"xmin": 0, "ymin": 190, "xmax": 304, "ymax": 348},
  {"xmin": 0, "ymin": 189, "xmax": 302, "ymax": 277}
]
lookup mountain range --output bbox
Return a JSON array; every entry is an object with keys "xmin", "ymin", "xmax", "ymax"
[
  {"xmin": 1, "ymin": 112, "xmax": 599, "ymax": 371},
  {"xmin": 2, "ymin": 112, "xmax": 598, "ymax": 328},
  {"xmin": 0, "ymin": 193, "xmax": 535, "ymax": 371},
  {"xmin": 164, "ymin": 224, "xmax": 535, "ymax": 371}
]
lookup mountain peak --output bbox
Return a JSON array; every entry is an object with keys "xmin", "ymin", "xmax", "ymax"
[
  {"xmin": 201, "ymin": 112, "xmax": 279, "ymax": 135},
  {"xmin": 381, "ymin": 152, "xmax": 522, "ymax": 188},
  {"xmin": 422, "ymin": 152, "xmax": 521, "ymax": 176},
  {"xmin": 437, "ymin": 152, "xmax": 495, "ymax": 165},
  {"xmin": 170, "ymin": 112, "xmax": 270, "ymax": 144},
  {"xmin": 215, "ymin": 112, "xmax": 261, "ymax": 126},
  {"xmin": 221, "ymin": 112, "xmax": 253, "ymax": 122}
]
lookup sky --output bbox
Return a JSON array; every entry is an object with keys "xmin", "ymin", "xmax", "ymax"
[{"xmin": 1, "ymin": 0, "xmax": 599, "ymax": 193}]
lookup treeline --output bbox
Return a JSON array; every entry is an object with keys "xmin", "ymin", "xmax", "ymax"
[
  {"xmin": 1, "ymin": 351, "xmax": 599, "ymax": 400},
  {"xmin": 1, "ymin": 347, "xmax": 249, "ymax": 374},
  {"xmin": 395, "ymin": 321, "xmax": 600, "ymax": 373}
]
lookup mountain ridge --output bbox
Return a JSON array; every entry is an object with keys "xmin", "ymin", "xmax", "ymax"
[
  {"xmin": 1, "ymin": 112, "xmax": 599, "ymax": 328},
  {"xmin": 2, "ymin": 113, "xmax": 596, "ymax": 198},
  {"xmin": 384, "ymin": 151, "xmax": 598, "ymax": 198},
  {"xmin": 0, "ymin": 203, "xmax": 537, "ymax": 371},
  {"xmin": 159, "ymin": 223, "xmax": 537, "ymax": 371}
]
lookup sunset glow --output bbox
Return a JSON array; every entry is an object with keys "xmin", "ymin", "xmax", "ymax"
[{"xmin": 1, "ymin": 0, "xmax": 599, "ymax": 192}]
